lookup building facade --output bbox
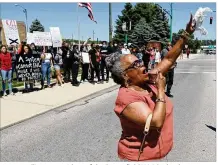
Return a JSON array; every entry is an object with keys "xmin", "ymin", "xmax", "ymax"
[{"xmin": 0, "ymin": 19, "xmax": 26, "ymax": 45}]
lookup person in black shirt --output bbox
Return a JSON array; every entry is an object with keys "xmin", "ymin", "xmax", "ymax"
[
  {"xmin": 161, "ymin": 43, "xmax": 175, "ymax": 98},
  {"xmin": 142, "ymin": 47, "xmax": 151, "ymax": 72},
  {"xmin": 88, "ymin": 43, "xmax": 101, "ymax": 84},
  {"xmin": 61, "ymin": 42, "xmax": 71, "ymax": 82},
  {"xmin": 70, "ymin": 45, "xmax": 80, "ymax": 86},
  {"xmin": 100, "ymin": 41, "xmax": 109, "ymax": 82},
  {"xmin": 113, "ymin": 42, "xmax": 118, "ymax": 52},
  {"xmin": 80, "ymin": 45, "xmax": 90, "ymax": 82},
  {"xmin": 8, "ymin": 45, "xmax": 17, "ymax": 80},
  {"xmin": 107, "ymin": 42, "xmax": 114, "ymax": 54}
]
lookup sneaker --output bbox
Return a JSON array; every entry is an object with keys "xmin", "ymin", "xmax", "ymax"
[
  {"xmin": 3, "ymin": 92, "xmax": 7, "ymax": 96},
  {"xmin": 165, "ymin": 92, "xmax": 173, "ymax": 98},
  {"xmin": 9, "ymin": 92, "xmax": 15, "ymax": 96}
]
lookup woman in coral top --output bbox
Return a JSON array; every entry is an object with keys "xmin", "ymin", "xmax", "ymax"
[
  {"xmin": 105, "ymin": 15, "xmax": 195, "ymax": 161},
  {"xmin": 0, "ymin": 45, "xmax": 14, "ymax": 96}
]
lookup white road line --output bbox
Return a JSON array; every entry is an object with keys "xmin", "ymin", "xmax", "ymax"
[{"xmin": 175, "ymin": 71, "xmax": 216, "ymax": 74}]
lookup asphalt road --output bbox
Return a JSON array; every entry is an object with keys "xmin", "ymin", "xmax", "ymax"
[{"xmin": 0, "ymin": 54, "xmax": 216, "ymax": 162}]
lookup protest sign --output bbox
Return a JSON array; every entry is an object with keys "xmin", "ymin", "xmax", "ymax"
[
  {"xmin": 81, "ymin": 52, "xmax": 90, "ymax": 64},
  {"xmin": 16, "ymin": 54, "xmax": 42, "ymax": 81},
  {"xmin": 2, "ymin": 19, "xmax": 21, "ymax": 46},
  {"xmin": 27, "ymin": 32, "xmax": 35, "ymax": 44},
  {"xmin": 50, "ymin": 27, "xmax": 62, "ymax": 47},
  {"xmin": 33, "ymin": 32, "xmax": 52, "ymax": 46}
]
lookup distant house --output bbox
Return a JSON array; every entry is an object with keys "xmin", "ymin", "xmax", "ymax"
[{"xmin": 0, "ymin": 19, "xmax": 26, "ymax": 45}]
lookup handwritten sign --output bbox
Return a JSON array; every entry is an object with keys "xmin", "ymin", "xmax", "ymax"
[
  {"xmin": 16, "ymin": 54, "xmax": 42, "ymax": 81},
  {"xmin": 27, "ymin": 33, "xmax": 35, "ymax": 44},
  {"xmin": 33, "ymin": 32, "xmax": 52, "ymax": 46},
  {"xmin": 50, "ymin": 27, "xmax": 62, "ymax": 47},
  {"xmin": 2, "ymin": 19, "xmax": 21, "ymax": 46}
]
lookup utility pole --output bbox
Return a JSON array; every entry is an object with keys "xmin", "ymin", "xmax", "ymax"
[
  {"xmin": 93, "ymin": 30, "xmax": 95, "ymax": 42},
  {"xmin": 15, "ymin": 4, "xmax": 28, "ymax": 34},
  {"xmin": 109, "ymin": 3, "xmax": 113, "ymax": 42},
  {"xmin": 170, "ymin": 3, "xmax": 173, "ymax": 43}
]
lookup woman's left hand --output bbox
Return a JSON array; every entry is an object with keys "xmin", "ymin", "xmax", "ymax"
[{"xmin": 186, "ymin": 14, "xmax": 196, "ymax": 35}]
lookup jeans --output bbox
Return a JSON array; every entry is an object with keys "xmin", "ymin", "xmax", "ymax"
[
  {"xmin": 1, "ymin": 69, "xmax": 12, "ymax": 94},
  {"xmin": 41, "ymin": 62, "xmax": 51, "ymax": 87}
]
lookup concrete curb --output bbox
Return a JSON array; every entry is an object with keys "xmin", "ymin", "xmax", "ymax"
[{"xmin": 0, "ymin": 84, "xmax": 119, "ymax": 130}]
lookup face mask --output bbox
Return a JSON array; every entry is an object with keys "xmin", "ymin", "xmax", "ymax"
[
  {"xmin": 125, "ymin": 46, "xmax": 127, "ymax": 49},
  {"xmin": 103, "ymin": 44, "xmax": 106, "ymax": 47},
  {"xmin": 114, "ymin": 44, "xmax": 117, "ymax": 46}
]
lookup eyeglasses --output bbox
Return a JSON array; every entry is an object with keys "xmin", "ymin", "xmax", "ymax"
[{"xmin": 123, "ymin": 59, "xmax": 144, "ymax": 73}]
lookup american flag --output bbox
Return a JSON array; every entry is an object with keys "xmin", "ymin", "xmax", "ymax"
[{"xmin": 78, "ymin": 2, "xmax": 97, "ymax": 24}]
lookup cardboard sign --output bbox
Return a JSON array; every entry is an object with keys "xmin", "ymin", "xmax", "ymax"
[
  {"xmin": 16, "ymin": 54, "xmax": 42, "ymax": 81},
  {"xmin": 2, "ymin": 19, "xmax": 21, "ymax": 46},
  {"xmin": 33, "ymin": 32, "xmax": 52, "ymax": 46},
  {"xmin": 50, "ymin": 27, "xmax": 62, "ymax": 47},
  {"xmin": 27, "ymin": 33, "xmax": 35, "ymax": 44}
]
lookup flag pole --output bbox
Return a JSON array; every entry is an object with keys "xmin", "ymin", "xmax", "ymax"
[{"xmin": 77, "ymin": 3, "xmax": 81, "ymax": 49}]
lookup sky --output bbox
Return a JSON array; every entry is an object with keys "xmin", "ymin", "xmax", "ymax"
[{"xmin": 0, "ymin": 2, "xmax": 216, "ymax": 41}]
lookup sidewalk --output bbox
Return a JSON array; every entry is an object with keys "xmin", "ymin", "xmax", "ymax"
[{"xmin": 0, "ymin": 79, "xmax": 118, "ymax": 129}]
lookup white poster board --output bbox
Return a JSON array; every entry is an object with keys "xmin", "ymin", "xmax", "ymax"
[
  {"xmin": 50, "ymin": 27, "xmax": 62, "ymax": 47},
  {"xmin": 81, "ymin": 52, "xmax": 90, "ymax": 63},
  {"xmin": 2, "ymin": 19, "xmax": 21, "ymax": 46},
  {"xmin": 33, "ymin": 32, "xmax": 52, "ymax": 46},
  {"xmin": 27, "ymin": 33, "xmax": 35, "ymax": 44}
]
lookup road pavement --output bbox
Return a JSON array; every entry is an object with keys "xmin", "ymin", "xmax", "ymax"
[{"xmin": 0, "ymin": 54, "xmax": 216, "ymax": 162}]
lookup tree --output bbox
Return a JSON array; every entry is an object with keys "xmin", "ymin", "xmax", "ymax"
[
  {"xmin": 113, "ymin": 3, "xmax": 170, "ymax": 45},
  {"xmin": 129, "ymin": 18, "xmax": 155, "ymax": 47},
  {"xmin": 150, "ymin": 4, "xmax": 170, "ymax": 44},
  {"xmin": 29, "ymin": 19, "xmax": 45, "ymax": 33},
  {"xmin": 113, "ymin": 3, "xmax": 135, "ymax": 43}
]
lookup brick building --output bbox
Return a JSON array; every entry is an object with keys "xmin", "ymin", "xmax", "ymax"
[{"xmin": 0, "ymin": 19, "xmax": 26, "ymax": 45}]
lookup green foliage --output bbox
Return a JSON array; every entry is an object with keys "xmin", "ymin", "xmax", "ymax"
[
  {"xmin": 201, "ymin": 40, "xmax": 216, "ymax": 45},
  {"xmin": 113, "ymin": 3, "xmax": 170, "ymax": 45},
  {"xmin": 29, "ymin": 19, "xmax": 45, "ymax": 33},
  {"xmin": 129, "ymin": 18, "xmax": 155, "ymax": 47}
]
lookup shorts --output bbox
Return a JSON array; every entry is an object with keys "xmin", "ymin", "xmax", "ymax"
[{"xmin": 54, "ymin": 64, "xmax": 60, "ymax": 70}]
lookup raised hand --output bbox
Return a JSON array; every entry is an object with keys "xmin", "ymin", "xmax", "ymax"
[{"xmin": 186, "ymin": 14, "xmax": 196, "ymax": 35}]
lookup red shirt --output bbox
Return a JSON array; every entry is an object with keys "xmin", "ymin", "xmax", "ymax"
[
  {"xmin": 0, "ymin": 52, "xmax": 12, "ymax": 70},
  {"xmin": 114, "ymin": 85, "xmax": 173, "ymax": 161}
]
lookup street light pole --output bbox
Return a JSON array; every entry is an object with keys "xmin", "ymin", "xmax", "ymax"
[
  {"xmin": 109, "ymin": 3, "xmax": 113, "ymax": 42},
  {"xmin": 15, "ymin": 4, "xmax": 28, "ymax": 34},
  {"xmin": 170, "ymin": 3, "xmax": 173, "ymax": 43}
]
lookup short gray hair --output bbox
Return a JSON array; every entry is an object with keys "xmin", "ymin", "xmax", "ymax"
[{"xmin": 105, "ymin": 51, "xmax": 125, "ymax": 85}]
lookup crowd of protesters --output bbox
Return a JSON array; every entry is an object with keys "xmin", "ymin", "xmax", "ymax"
[{"xmin": 0, "ymin": 39, "xmax": 177, "ymax": 97}]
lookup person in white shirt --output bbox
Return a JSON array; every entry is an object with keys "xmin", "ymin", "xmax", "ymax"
[
  {"xmin": 121, "ymin": 44, "xmax": 131, "ymax": 55},
  {"xmin": 41, "ymin": 47, "xmax": 53, "ymax": 89},
  {"xmin": 154, "ymin": 48, "xmax": 161, "ymax": 67}
]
